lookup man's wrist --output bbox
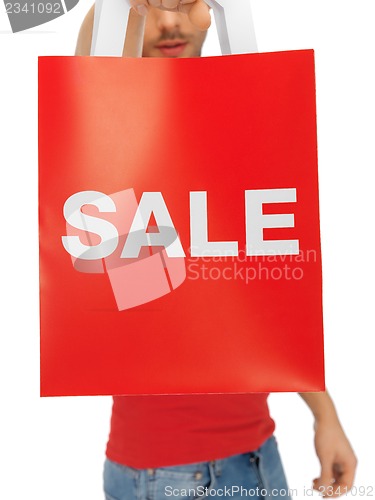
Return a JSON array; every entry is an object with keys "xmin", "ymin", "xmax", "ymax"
[{"xmin": 299, "ymin": 391, "xmax": 341, "ymax": 426}]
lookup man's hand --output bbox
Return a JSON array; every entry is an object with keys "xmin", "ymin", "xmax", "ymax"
[
  {"xmin": 130, "ymin": 0, "xmax": 211, "ymax": 30},
  {"xmin": 313, "ymin": 417, "xmax": 357, "ymax": 497},
  {"xmin": 299, "ymin": 392, "xmax": 357, "ymax": 497}
]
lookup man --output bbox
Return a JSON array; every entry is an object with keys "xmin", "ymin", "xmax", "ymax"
[
  {"xmin": 75, "ymin": 2, "xmax": 357, "ymax": 499},
  {"xmin": 75, "ymin": 0, "xmax": 210, "ymax": 58}
]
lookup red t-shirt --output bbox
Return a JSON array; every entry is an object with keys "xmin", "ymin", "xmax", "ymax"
[{"xmin": 106, "ymin": 393, "xmax": 275, "ymax": 468}]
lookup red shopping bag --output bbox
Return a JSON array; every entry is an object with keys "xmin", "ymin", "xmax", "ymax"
[{"xmin": 39, "ymin": 0, "xmax": 324, "ymax": 396}]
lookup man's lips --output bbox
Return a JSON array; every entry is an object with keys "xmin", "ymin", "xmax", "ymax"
[{"xmin": 155, "ymin": 40, "xmax": 188, "ymax": 56}]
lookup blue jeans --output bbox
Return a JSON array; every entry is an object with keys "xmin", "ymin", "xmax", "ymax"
[{"xmin": 103, "ymin": 436, "xmax": 291, "ymax": 500}]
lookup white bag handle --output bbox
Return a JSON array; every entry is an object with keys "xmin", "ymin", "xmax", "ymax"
[{"xmin": 91, "ymin": 0, "xmax": 258, "ymax": 57}]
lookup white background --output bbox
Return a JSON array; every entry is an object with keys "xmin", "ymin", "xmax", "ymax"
[{"xmin": 0, "ymin": 1, "xmax": 374, "ymax": 498}]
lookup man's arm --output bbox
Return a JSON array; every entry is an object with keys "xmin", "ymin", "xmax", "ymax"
[{"xmin": 299, "ymin": 392, "xmax": 357, "ymax": 496}]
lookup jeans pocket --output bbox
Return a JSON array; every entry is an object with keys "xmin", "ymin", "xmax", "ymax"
[{"xmin": 154, "ymin": 467, "xmax": 212, "ymax": 500}]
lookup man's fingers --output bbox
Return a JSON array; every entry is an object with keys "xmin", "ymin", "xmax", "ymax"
[
  {"xmin": 313, "ymin": 478, "xmax": 337, "ymax": 499},
  {"xmin": 162, "ymin": 0, "xmax": 180, "ymax": 9},
  {"xmin": 179, "ymin": 0, "xmax": 211, "ymax": 30},
  {"xmin": 189, "ymin": 0, "xmax": 211, "ymax": 30},
  {"xmin": 130, "ymin": 0, "xmax": 149, "ymax": 16},
  {"xmin": 333, "ymin": 465, "xmax": 356, "ymax": 492},
  {"xmin": 313, "ymin": 463, "xmax": 334, "ymax": 491},
  {"xmin": 313, "ymin": 465, "xmax": 356, "ymax": 497},
  {"xmin": 131, "ymin": 0, "xmax": 211, "ymax": 30}
]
